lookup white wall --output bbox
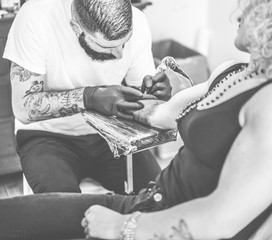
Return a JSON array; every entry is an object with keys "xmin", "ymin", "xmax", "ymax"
[
  {"xmin": 144, "ymin": 0, "xmax": 250, "ymax": 71},
  {"xmin": 205, "ymin": 0, "xmax": 249, "ymax": 70},
  {"xmin": 144, "ymin": 0, "xmax": 206, "ymax": 49}
]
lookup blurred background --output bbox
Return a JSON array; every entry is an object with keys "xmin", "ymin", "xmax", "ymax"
[
  {"xmin": 0, "ymin": 0, "xmax": 250, "ymax": 198},
  {"xmin": 144, "ymin": 0, "xmax": 249, "ymax": 70}
]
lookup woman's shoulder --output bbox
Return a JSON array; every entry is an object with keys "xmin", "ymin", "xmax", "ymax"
[
  {"xmin": 240, "ymin": 79, "xmax": 272, "ymax": 127},
  {"xmin": 207, "ymin": 60, "xmax": 247, "ymax": 86}
]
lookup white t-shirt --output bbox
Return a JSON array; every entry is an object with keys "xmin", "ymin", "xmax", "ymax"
[{"xmin": 3, "ymin": 0, "xmax": 155, "ymax": 135}]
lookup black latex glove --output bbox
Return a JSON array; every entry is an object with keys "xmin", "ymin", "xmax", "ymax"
[
  {"xmin": 141, "ymin": 72, "xmax": 172, "ymax": 101},
  {"xmin": 83, "ymin": 85, "xmax": 145, "ymax": 120}
]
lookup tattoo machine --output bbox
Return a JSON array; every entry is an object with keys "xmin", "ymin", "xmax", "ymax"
[{"xmin": 144, "ymin": 56, "xmax": 194, "ymax": 94}]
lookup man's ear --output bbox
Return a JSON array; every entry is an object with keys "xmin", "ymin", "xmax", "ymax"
[{"xmin": 70, "ymin": 19, "xmax": 81, "ymax": 37}]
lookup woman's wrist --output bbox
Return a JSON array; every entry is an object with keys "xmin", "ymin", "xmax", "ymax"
[{"xmin": 120, "ymin": 211, "xmax": 143, "ymax": 240}]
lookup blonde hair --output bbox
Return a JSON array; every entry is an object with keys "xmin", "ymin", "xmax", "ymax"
[{"xmin": 241, "ymin": 0, "xmax": 272, "ymax": 77}]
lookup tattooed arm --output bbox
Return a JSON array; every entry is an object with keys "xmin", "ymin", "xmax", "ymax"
[{"xmin": 10, "ymin": 62, "xmax": 85, "ymax": 124}]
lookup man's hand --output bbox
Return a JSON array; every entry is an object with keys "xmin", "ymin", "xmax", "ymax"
[
  {"xmin": 83, "ymin": 85, "xmax": 146, "ymax": 120},
  {"xmin": 141, "ymin": 72, "xmax": 172, "ymax": 101},
  {"xmin": 81, "ymin": 205, "xmax": 128, "ymax": 240}
]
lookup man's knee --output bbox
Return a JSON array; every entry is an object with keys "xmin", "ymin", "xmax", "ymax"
[{"xmin": 30, "ymin": 179, "xmax": 81, "ymax": 193}]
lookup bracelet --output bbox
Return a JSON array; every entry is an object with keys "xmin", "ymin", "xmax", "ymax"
[{"xmin": 120, "ymin": 211, "xmax": 142, "ymax": 240}]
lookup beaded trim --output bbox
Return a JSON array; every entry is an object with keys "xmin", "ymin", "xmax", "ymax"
[{"xmin": 175, "ymin": 65, "xmax": 259, "ymax": 122}]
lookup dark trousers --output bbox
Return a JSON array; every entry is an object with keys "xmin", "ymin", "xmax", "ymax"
[
  {"xmin": 0, "ymin": 189, "xmax": 271, "ymax": 240},
  {"xmin": 0, "ymin": 193, "xmax": 136, "ymax": 240},
  {"xmin": 16, "ymin": 130, "xmax": 161, "ymax": 195},
  {"xmin": 0, "ymin": 183, "xmax": 168, "ymax": 240}
]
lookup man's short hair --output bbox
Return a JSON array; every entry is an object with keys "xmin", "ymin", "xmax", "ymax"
[{"xmin": 74, "ymin": 0, "xmax": 132, "ymax": 40}]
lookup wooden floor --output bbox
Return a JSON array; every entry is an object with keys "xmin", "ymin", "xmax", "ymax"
[{"xmin": 0, "ymin": 172, "xmax": 23, "ymax": 199}]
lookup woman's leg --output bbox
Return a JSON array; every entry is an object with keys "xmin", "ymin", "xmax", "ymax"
[
  {"xmin": 0, "ymin": 192, "xmax": 146, "ymax": 240},
  {"xmin": 0, "ymin": 193, "xmax": 113, "ymax": 240},
  {"xmin": 0, "ymin": 185, "xmax": 167, "ymax": 239}
]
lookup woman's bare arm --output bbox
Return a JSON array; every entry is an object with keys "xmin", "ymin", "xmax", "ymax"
[
  {"xmin": 144, "ymin": 81, "xmax": 209, "ymax": 129},
  {"xmin": 10, "ymin": 62, "xmax": 85, "ymax": 124}
]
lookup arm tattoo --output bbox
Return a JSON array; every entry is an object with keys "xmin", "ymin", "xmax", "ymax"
[
  {"xmin": 28, "ymin": 104, "xmax": 54, "ymax": 121},
  {"xmin": 24, "ymin": 80, "xmax": 44, "ymax": 97},
  {"xmin": 23, "ymin": 89, "xmax": 84, "ymax": 122},
  {"xmin": 11, "ymin": 62, "xmax": 41, "ymax": 82},
  {"xmin": 150, "ymin": 220, "xmax": 194, "ymax": 240},
  {"xmin": 10, "ymin": 62, "xmax": 84, "ymax": 122}
]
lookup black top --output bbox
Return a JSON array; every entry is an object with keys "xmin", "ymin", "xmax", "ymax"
[{"xmin": 156, "ymin": 63, "xmax": 272, "ymax": 239}]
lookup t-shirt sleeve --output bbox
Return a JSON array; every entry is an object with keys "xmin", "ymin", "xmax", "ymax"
[
  {"xmin": 3, "ymin": 2, "xmax": 48, "ymax": 74},
  {"xmin": 124, "ymin": 7, "xmax": 155, "ymax": 86}
]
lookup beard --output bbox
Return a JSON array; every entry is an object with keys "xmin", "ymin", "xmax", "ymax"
[{"xmin": 78, "ymin": 32, "xmax": 116, "ymax": 62}]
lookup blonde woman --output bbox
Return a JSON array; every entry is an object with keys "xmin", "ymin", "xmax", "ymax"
[{"xmin": 82, "ymin": 0, "xmax": 272, "ymax": 239}]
